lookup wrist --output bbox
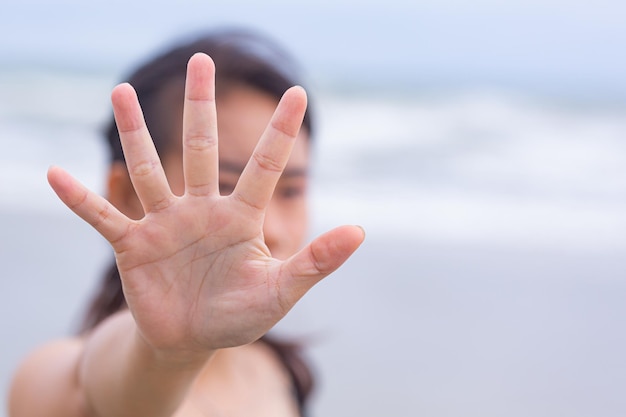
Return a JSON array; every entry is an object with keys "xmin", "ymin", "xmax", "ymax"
[{"xmin": 132, "ymin": 327, "xmax": 215, "ymax": 372}]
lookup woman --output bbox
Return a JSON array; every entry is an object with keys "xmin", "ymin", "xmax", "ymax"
[{"xmin": 9, "ymin": 30, "xmax": 364, "ymax": 417}]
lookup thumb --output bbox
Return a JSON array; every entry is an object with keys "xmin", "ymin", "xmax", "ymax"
[{"xmin": 282, "ymin": 225, "xmax": 365, "ymax": 301}]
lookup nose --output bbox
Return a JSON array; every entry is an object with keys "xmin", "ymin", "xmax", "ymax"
[{"xmin": 263, "ymin": 199, "xmax": 287, "ymax": 260}]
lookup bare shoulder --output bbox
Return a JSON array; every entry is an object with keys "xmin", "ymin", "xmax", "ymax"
[{"xmin": 8, "ymin": 338, "xmax": 91, "ymax": 417}]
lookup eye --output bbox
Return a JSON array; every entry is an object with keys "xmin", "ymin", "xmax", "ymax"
[{"xmin": 277, "ymin": 186, "xmax": 304, "ymax": 199}]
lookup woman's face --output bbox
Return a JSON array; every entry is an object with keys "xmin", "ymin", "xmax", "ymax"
[{"xmin": 161, "ymin": 84, "xmax": 311, "ymax": 260}]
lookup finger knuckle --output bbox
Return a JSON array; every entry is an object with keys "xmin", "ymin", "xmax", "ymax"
[
  {"xmin": 271, "ymin": 119, "xmax": 298, "ymax": 137},
  {"xmin": 131, "ymin": 159, "xmax": 159, "ymax": 177},
  {"xmin": 253, "ymin": 152, "xmax": 283, "ymax": 173},
  {"xmin": 185, "ymin": 133, "xmax": 217, "ymax": 152}
]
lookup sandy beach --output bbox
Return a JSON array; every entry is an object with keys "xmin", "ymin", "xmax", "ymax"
[{"xmin": 2, "ymin": 206, "xmax": 625, "ymax": 417}]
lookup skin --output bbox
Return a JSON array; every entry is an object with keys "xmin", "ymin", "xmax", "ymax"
[{"xmin": 8, "ymin": 53, "xmax": 364, "ymax": 417}]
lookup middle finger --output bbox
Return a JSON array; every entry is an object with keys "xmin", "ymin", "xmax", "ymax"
[{"xmin": 182, "ymin": 53, "xmax": 219, "ymax": 197}]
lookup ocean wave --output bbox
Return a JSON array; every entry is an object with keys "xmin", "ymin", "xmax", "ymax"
[{"xmin": 1, "ymin": 71, "xmax": 624, "ymax": 251}]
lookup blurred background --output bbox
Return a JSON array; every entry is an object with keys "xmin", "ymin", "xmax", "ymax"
[{"xmin": 1, "ymin": 0, "xmax": 625, "ymax": 416}]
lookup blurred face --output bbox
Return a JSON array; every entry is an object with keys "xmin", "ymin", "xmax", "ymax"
[{"xmin": 161, "ymin": 84, "xmax": 311, "ymax": 260}]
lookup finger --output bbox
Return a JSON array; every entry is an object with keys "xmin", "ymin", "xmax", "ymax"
[
  {"xmin": 47, "ymin": 166, "xmax": 131, "ymax": 245},
  {"xmin": 183, "ymin": 53, "xmax": 219, "ymax": 196},
  {"xmin": 112, "ymin": 83, "xmax": 173, "ymax": 213},
  {"xmin": 232, "ymin": 86, "xmax": 307, "ymax": 210},
  {"xmin": 281, "ymin": 225, "xmax": 365, "ymax": 303}
]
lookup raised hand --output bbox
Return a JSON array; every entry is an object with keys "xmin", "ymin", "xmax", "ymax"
[{"xmin": 47, "ymin": 53, "xmax": 364, "ymax": 357}]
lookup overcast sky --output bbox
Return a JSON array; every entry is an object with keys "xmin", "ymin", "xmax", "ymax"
[{"xmin": 1, "ymin": 0, "xmax": 625, "ymax": 98}]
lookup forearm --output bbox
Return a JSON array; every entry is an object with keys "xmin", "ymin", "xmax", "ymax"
[{"xmin": 79, "ymin": 310, "xmax": 213, "ymax": 417}]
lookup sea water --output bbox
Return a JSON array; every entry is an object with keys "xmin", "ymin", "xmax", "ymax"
[
  {"xmin": 1, "ymin": 68, "xmax": 626, "ymax": 417},
  {"xmin": 1, "ymin": 69, "xmax": 625, "ymax": 250}
]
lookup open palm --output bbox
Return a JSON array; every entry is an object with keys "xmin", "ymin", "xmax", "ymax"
[{"xmin": 47, "ymin": 53, "xmax": 364, "ymax": 356}]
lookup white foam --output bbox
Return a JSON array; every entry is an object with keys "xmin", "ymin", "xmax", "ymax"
[
  {"xmin": 311, "ymin": 91, "xmax": 626, "ymax": 250},
  {"xmin": 1, "ymin": 72, "xmax": 625, "ymax": 251}
]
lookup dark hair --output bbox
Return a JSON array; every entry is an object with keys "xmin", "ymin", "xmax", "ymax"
[
  {"xmin": 105, "ymin": 28, "xmax": 313, "ymax": 163},
  {"xmin": 80, "ymin": 28, "xmax": 315, "ymax": 413}
]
